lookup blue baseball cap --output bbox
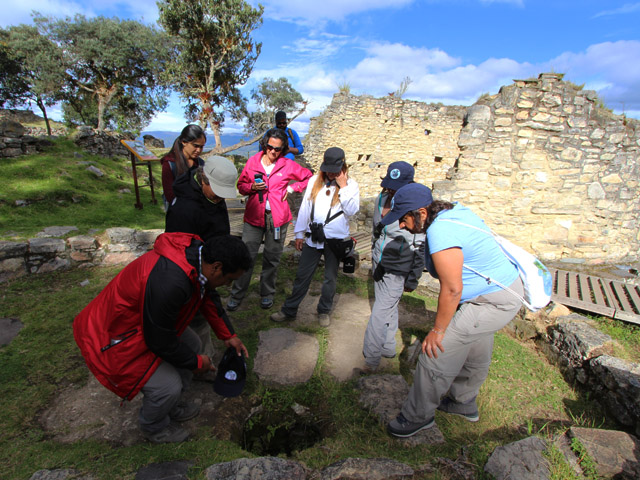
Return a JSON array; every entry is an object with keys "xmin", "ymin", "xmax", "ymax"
[
  {"xmin": 381, "ymin": 161, "xmax": 414, "ymax": 191},
  {"xmin": 380, "ymin": 183, "xmax": 433, "ymax": 225}
]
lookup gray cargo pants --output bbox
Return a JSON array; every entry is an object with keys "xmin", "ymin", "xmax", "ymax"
[
  {"xmin": 363, "ymin": 271, "xmax": 405, "ymax": 368},
  {"xmin": 138, "ymin": 327, "xmax": 201, "ymax": 434},
  {"xmin": 402, "ymin": 278, "xmax": 523, "ymax": 423}
]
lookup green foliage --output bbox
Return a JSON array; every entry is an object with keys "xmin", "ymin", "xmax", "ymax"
[
  {"xmin": 544, "ymin": 443, "xmax": 582, "ymax": 480},
  {"xmin": 0, "ymin": 138, "xmax": 165, "ymax": 239},
  {"xmin": 570, "ymin": 437, "xmax": 599, "ymax": 479},
  {"xmin": 394, "ymin": 76, "xmax": 412, "ymax": 98},
  {"xmin": 158, "ymin": 0, "xmax": 263, "ymax": 150},
  {"xmin": 0, "ymin": 23, "xmax": 67, "ymax": 135},
  {"xmin": 245, "ymin": 77, "xmax": 306, "ymax": 137},
  {"xmin": 34, "ymin": 13, "xmax": 171, "ymax": 133}
]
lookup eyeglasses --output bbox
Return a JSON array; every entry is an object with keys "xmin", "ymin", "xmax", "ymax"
[{"xmin": 266, "ymin": 144, "xmax": 283, "ymax": 152}]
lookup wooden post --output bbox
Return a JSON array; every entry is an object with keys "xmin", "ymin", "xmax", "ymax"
[{"xmin": 121, "ymin": 140, "xmax": 160, "ymax": 210}]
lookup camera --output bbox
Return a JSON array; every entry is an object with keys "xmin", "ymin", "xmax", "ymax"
[
  {"xmin": 343, "ymin": 254, "xmax": 356, "ymax": 274},
  {"xmin": 309, "ymin": 222, "xmax": 325, "ymax": 243}
]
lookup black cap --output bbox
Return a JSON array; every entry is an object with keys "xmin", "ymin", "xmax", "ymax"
[
  {"xmin": 275, "ymin": 111, "xmax": 287, "ymax": 123},
  {"xmin": 320, "ymin": 147, "xmax": 345, "ymax": 174},
  {"xmin": 213, "ymin": 347, "xmax": 246, "ymax": 398}
]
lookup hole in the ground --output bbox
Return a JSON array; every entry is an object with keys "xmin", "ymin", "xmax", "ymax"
[{"xmin": 242, "ymin": 402, "xmax": 330, "ymax": 457}]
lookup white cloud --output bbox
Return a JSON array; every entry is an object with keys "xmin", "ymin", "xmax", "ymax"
[
  {"xmin": 593, "ymin": 2, "xmax": 640, "ymax": 18},
  {"xmin": 548, "ymin": 40, "xmax": 640, "ymax": 109}
]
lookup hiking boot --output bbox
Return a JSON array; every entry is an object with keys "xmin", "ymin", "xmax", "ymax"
[
  {"xmin": 318, "ymin": 313, "xmax": 331, "ymax": 327},
  {"xmin": 226, "ymin": 299, "xmax": 241, "ymax": 311},
  {"xmin": 437, "ymin": 396, "xmax": 479, "ymax": 422},
  {"xmin": 169, "ymin": 401, "xmax": 200, "ymax": 422},
  {"xmin": 352, "ymin": 364, "xmax": 378, "ymax": 377},
  {"xmin": 143, "ymin": 423, "xmax": 189, "ymax": 444},
  {"xmin": 271, "ymin": 311, "xmax": 295, "ymax": 322},
  {"xmin": 387, "ymin": 413, "xmax": 435, "ymax": 438},
  {"xmin": 260, "ymin": 297, "xmax": 274, "ymax": 309}
]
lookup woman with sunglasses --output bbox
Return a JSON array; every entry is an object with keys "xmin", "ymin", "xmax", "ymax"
[
  {"xmin": 227, "ymin": 128, "xmax": 312, "ymax": 311},
  {"xmin": 161, "ymin": 125, "xmax": 207, "ymax": 210}
]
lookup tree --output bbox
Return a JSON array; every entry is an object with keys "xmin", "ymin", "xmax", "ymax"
[
  {"xmin": 0, "ymin": 25, "xmax": 66, "ymax": 136},
  {"xmin": 62, "ymin": 85, "xmax": 168, "ymax": 133},
  {"xmin": 35, "ymin": 14, "xmax": 171, "ymax": 132},
  {"xmin": 158, "ymin": 0, "xmax": 264, "ymax": 154},
  {"xmin": 244, "ymin": 77, "xmax": 307, "ymax": 137}
]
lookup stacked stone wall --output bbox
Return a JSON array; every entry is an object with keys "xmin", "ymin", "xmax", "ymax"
[
  {"xmin": 303, "ymin": 74, "xmax": 640, "ymax": 263},
  {"xmin": 302, "ymin": 93, "xmax": 465, "ymax": 197},
  {"xmin": 436, "ymin": 73, "xmax": 640, "ymax": 263}
]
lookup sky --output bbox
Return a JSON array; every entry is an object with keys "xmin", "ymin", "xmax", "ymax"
[{"xmin": 3, "ymin": 0, "xmax": 640, "ymax": 138}]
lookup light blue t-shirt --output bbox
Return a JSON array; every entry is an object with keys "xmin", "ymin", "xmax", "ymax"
[{"xmin": 425, "ymin": 204, "xmax": 519, "ymax": 303}]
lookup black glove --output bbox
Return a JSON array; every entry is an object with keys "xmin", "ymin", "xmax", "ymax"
[{"xmin": 373, "ymin": 263, "xmax": 386, "ymax": 282}]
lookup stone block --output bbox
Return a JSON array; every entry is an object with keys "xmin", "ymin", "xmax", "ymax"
[
  {"xmin": 29, "ymin": 238, "xmax": 66, "ymax": 255},
  {"xmin": 0, "ymin": 241, "xmax": 28, "ymax": 260},
  {"xmin": 37, "ymin": 257, "xmax": 70, "ymax": 274},
  {"xmin": 0, "ymin": 257, "xmax": 27, "ymax": 283},
  {"xmin": 68, "ymin": 235, "xmax": 97, "ymax": 251},
  {"xmin": 106, "ymin": 227, "xmax": 136, "ymax": 244}
]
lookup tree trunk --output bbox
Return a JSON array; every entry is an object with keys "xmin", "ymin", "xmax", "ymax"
[
  {"xmin": 35, "ymin": 97, "xmax": 52, "ymax": 136},
  {"xmin": 96, "ymin": 85, "xmax": 118, "ymax": 132}
]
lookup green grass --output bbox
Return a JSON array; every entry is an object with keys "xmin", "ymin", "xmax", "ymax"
[
  {"xmin": 0, "ymin": 138, "xmax": 166, "ymax": 239},
  {"xmin": 588, "ymin": 315, "xmax": 640, "ymax": 363}
]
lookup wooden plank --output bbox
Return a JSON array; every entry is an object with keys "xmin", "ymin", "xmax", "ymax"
[
  {"xmin": 568, "ymin": 272, "xmax": 580, "ymax": 300},
  {"xmin": 578, "ymin": 273, "xmax": 591, "ymax": 302},
  {"xmin": 609, "ymin": 281, "xmax": 635, "ymax": 314},
  {"xmin": 626, "ymin": 284, "xmax": 640, "ymax": 311},
  {"xmin": 589, "ymin": 276, "xmax": 605, "ymax": 307},
  {"xmin": 554, "ymin": 269, "xmax": 568, "ymax": 299}
]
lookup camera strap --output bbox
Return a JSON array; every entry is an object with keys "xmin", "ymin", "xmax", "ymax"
[{"xmin": 310, "ymin": 201, "xmax": 344, "ymax": 228}]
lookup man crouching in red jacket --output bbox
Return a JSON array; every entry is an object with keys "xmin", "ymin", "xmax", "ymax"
[{"xmin": 73, "ymin": 233, "xmax": 251, "ymax": 443}]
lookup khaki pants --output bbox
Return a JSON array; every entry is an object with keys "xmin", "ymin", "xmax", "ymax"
[{"xmin": 402, "ymin": 278, "xmax": 523, "ymax": 423}]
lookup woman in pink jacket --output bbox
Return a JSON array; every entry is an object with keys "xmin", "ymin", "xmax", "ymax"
[{"xmin": 227, "ymin": 128, "xmax": 312, "ymax": 311}]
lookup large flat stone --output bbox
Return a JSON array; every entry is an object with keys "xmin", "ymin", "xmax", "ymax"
[
  {"xmin": 569, "ymin": 427, "xmax": 640, "ymax": 479},
  {"xmin": 253, "ymin": 328, "xmax": 319, "ymax": 387},
  {"xmin": 484, "ymin": 436, "xmax": 549, "ymax": 479}
]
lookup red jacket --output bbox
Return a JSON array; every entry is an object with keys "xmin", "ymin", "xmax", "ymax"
[
  {"xmin": 238, "ymin": 151, "xmax": 312, "ymax": 228},
  {"xmin": 73, "ymin": 232, "xmax": 234, "ymax": 400}
]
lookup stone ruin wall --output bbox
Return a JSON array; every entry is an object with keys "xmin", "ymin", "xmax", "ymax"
[
  {"xmin": 302, "ymin": 74, "xmax": 640, "ymax": 263},
  {"xmin": 302, "ymin": 93, "xmax": 465, "ymax": 196}
]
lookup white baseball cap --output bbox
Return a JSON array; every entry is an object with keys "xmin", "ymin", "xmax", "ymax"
[{"xmin": 203, "ymin": 156, "xmax": 238, "ymax": 199}]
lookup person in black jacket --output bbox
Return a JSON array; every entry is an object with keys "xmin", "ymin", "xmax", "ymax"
[
  {"xmin": 165, "ymin": 155, "xmax": 239, "ymax": 361},
  {"xmin": 165, "ymin": 155, "xmax": 238, "ymax": 240}
]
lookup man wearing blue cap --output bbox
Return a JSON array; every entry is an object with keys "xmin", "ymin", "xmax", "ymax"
[
  {"xmin": 381, "ymin": 183, "xmax": 522, "ymax": 438},
  {"xmin": 359, "ymin": 162, "xmax": 424, "ymax": 374}
]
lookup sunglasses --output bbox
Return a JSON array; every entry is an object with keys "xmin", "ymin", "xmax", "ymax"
[{"xmin": 266, "ymin": 144, "xmax": 283, "ymax": 152}]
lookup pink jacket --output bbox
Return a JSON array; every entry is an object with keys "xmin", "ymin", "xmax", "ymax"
[{"xmin": 238, "ymin": 151, "xmax": 312, "ymax": 228}]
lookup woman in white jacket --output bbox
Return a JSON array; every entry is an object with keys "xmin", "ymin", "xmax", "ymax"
[{"xmin": 270, "ymin": 147, "xmax": 360, "ymax": 327}]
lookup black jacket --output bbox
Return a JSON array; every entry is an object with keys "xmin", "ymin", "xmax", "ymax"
[{"xmin": 165, "ymin": 168, "xmax": 230, "ymax": 241}]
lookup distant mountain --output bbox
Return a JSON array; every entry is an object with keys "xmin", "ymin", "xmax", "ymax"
[{"xmin": 139, "ymin": 130, "xmax": 258, "ymax": 156}]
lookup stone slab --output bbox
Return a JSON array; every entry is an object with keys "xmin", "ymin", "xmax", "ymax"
[
  {"xmin": 356, "ymin": 374, "xmax": 444, "ymax": 446},
  {"xmin": 0, "ymin": 317, "xmax": 24, "ymax": 346},
  {"xmin": 484, "ymin": 436, "xmax": 549, "ymax": 480},
  {"xmin": 568, "ymin": 427, "xmax": 640, "ymax": 479},
  {"xmin": 253, "ymin": 328, "xmax": 319, "ymax": 387}
]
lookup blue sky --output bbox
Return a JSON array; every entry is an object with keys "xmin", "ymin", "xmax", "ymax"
[{"xmin": 3, "ymin": 1, "xmax": 640, "ymax": 137}]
